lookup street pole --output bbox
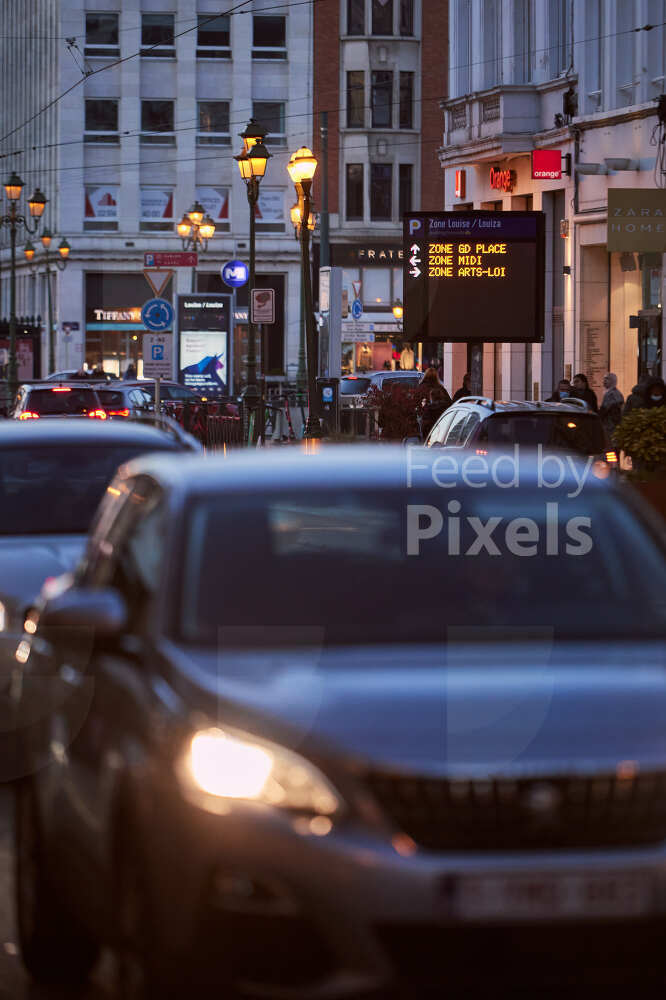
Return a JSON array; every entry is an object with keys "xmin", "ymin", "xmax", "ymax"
[
  {"xmin": 301, "ymin": 180, "xmax": 320, "ymax": 438},
  {"xmin": 319, "ymin": 112, "xmax": 330, "ymax": 268},
  {"xmin": 243, "ymin": 178, "xmax": 260, "ymax": 441},
  {"xmin": 191, "ymin": 265, "xmax": 196, "ymax": 294},
  {"xmin": 296, "ymin": 279, "xmax": 307, "ymax": 405},
  {"xmin": 45, "ymin": 258, "xmax": 55, "ymax": 374},
  {"xmin": 8, "ymin": 211, "xmax": 17, "ymax": 398}
]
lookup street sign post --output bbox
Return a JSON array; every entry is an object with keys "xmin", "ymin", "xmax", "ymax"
[
  {"xmin": 221, "ymin": 260, "xmax": 249, "ymax": 288},
  {"xmin": 141, "ymin": 298, "xmax": 174, "ymax": 332},
  {"xmin": 251, "ymin": 288, "xmax": 275, "ymax": 325},
  {"xmin": 142, "ymin": 333, "xmax": 172, "ymax": 379},
  {"xmin": 144, "ymin": 252, "xmax": 198, "ymax": 267},
  {"xmin": 351, "ymin": 298, "xmax": 363, "ymax": 320},
  {"xmin": 143, "ymin": 269, "xmax": 174, "ymax": 297}
]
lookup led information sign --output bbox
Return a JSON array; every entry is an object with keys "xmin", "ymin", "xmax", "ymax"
[{"xmin": 403, "ymin": 211, "xmax": 545, "ymax": 343}]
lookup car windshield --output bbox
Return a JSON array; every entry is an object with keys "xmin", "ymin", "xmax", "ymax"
[
  {"xmin": 483, "ymin": 413, "xmax": 606, "ymax": 454},
  {"xmin": 341, "ymin": 378, "xmax": 371, "ymax": 395},
  {"xmin": 0, "ymin": 443, "xmax": 174, "ymax": 535},
  {"xmin": 25, "ymin": 388, "xmax": 98, "ymax": 416},
  {"xmin": 179, "ymin": 488, "xmax": 666, "ymax": 646}
]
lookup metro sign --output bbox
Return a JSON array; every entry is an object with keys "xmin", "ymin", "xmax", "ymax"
[{"xmin": 532, "ymin": 149, "xmax": 562, "ymax": 180}]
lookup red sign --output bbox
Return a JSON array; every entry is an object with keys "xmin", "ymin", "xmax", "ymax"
[
  {"xmin": 531, "ymin": 149, "xmax": 562, "ymax": 180},
  {"xmin": 144, "ymin": 252, "xmax": 198, "ymax": 267},
  {"xmin": 489, "ymin": 167, "xmax": 516, "ymax": 193},
  {"xmin": 455, "ymin": 169, "xmax": 466, "ymax": 200}
]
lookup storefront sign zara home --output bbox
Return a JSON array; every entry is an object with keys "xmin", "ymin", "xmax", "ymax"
[{"xmin": 608, "ymin": 189, "xmax": 666, "ymax": 252}]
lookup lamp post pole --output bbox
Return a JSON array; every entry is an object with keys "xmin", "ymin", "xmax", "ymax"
[
  {"xmin": 299, "ymin": 179, "xmax": 320, "ymax": 438},
  {"xmin": 246, "ymin": 176, "xmax": 259, "ymax": 410},
  {"xmin": 24, "ymin": 234, "xmax": 70, "ymax": 376}
]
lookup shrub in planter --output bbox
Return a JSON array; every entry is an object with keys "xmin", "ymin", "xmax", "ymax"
[{"xmin": 613, "ymin": 407, "xmax": 666, "ymax": 477}]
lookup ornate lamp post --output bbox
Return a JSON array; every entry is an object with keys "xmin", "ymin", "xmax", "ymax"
[
  {"xmin": 235, "ymin": 119, "xmax": 271, "ymax": 441},
  {"xmin": 176, "ymin": 201, "xmax": 216, "ymax": 292},
  {"xmin": 290, "ymin": 201, "xmax": 315, "ymax": 407},
  {"xmin": 287, "ymin": 147, "xmax": 320, "ymax": 438},
  {"xmin": 1, "ymin": 173, "xmax": 47, "ymax": 396},
  {"xmin": 24, "ymin": 231, "xmax": 70, "ymax": 374}
]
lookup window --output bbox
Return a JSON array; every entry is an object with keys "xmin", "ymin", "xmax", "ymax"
[
  {"xmin": 483, "ymin": 0, "xmax": 501, "ymax": 88},
  {"xmin": 347, "ymin": 71, "xmax": 365, "ymax": 127},
  {"xmin": 372, "ymin": 0, "xmax": 393, "ymax": 34},
  {"xmin": 346, "ymin": 164, "xmax": 364, "ymax": 220},
  {"xmin": 255, "ymin": 189, "xmax": 284, "ymax": 232},
  {"xmin": 399, "ymin": 72, "xmax": 413, "ymax": 128},
  {"xmin": 140, "ymin": 101, "xmax": 175, "ymax": 144},
  {"xmin": 371, "ymin": 70, "xmax": 393, "ymax": 127},
  {"xmin": 647, "ymin": 0, "xmax": 666, "ymax": 97},
  {"xmin": 399, "ymin": 0, "xmax": 414, "ymax": 35},
  {"xmin": 198, "ymin": 101, "xmax": 230, "ymax": 145},
  {"xmin": 348, "ymin": 0, "xmax": 365, "ymax": 34},
  {"xmin": 399, "ymin": 163, "xmax": 412, "ymax": 216},
  {"xmin": 616, "ymin": 0, "xmax": 636, "ymax": 106},
  {"xmin": 140, "ymin": 188, "xmax": 174, "ymax": 231},
  {"xmin": 514, "ymin": 0, "xmax": 534, "ymax": 84},
  {"xmin": 196, "ymin": 13, "xmax": 230, "ymax": 57},
  {"xmin": 456, "ymin": 0, "xmax": 472, "ymax": 96},
  {"xmin": 196, "ymin": 186, "xmax": 230, "ymax": 231},
  {"xmin": 584, "ymin": 0, "xmax": 603, "ymax": 110},
  {"xmin": 443, "ymin": 409, "xmax": 470, "ymax": 446},
  {"xmin": 85, "ymin": 12, "xmax": 119, "ymax": 57},
  {"xmin": 548, "ymin": 0, "xmax": 571, "ymax": 78},
  {"xmin": 370, "ymin": 163, "xmax": 392, "ymax": 220},
  {"xmin": 252, "ymin": 101, "xmax": 286, "ymax": 144},
  {"xmin": 141, "ymin": 13, "xmax": 175, "ymax": 56},
  {"xmin": 252, "ymin": 15, "xmax": 286, "ymax": 58},
  {"xmin": 85, "ymin": 185, "xmax": 119, "ymax": 231},
  {"xmin": 84, "ymin": 99, "xmax": 118, "ymax": 143},
  {"xmin": 362, "ymin": 268, "xmax": 390, "ymax": 305},
  {"xmin": 428, "ymin": 409, "xmax": 456, "ymax": 445}
]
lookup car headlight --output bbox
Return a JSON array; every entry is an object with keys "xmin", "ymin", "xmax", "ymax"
[{"xmin": 176, "ymin": 726, "xmax": 343, "ymax": 817}]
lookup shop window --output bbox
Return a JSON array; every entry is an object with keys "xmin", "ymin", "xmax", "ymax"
[
  {"xmin": 347, "ymin": 71, "xmax": 365, "ymax": 127},
  {"xmin": 141, "ymin": 13, "xmax": 175, "ymax": 56},
  {"xmin": 399, "ymin": 72, "xmax": 413, "ymax": 128},
  {"xmin": 196, "ymin": 13, "xmax": 230, "ymax": 57},
  {"xmin": 253, "ymin": 102, "xmax": 286, "ymax": 145},
  {"xmin": 85, "ymin": 12, "xmax": 119, "ymax": 57},
  {"xmin": 197, "ymin": 102, "xmax": 230, "ymax": 145},
  {"xmin": 399, "ymin": 0, "xmax": 413, "ymax": 35},
  {"xmin": 372, "ymin": 0, "xmax": 393, "ymax": 35},
  {"xmin": 84, "ymin": 185, "xmax": 119, "ymax": 231},
  {"xmin": 346, "ymin": 164, "xmax": 364, "ymax": 220},
  {"xmin": 84, "ymin": 99, "xmax": 119, "ymax": 143},
  {"xmin": 371, "ymin": 71, "xmax": 393, "ymax": 128},
  {"xmin": 399, "ymin": 163, "xmax": 412, "ymax": 217},
  {"xmin": 140, "ymin": 100, "xmax": 175, "ymax": 144},
  {"xmin": 348, "ymin": 0, "xmax": 365, "ymax": 34},
  {"xmin": 393, "ymin": 266, "xmax": 403, "ymax": 301},
  {"xmin": 252, "ymin": 16, "xmax": 286, "ymax": 58},
  {"xmin": 140, "ymin": 188, "xmax": 174, "ymax": 231},
  {"xmin": 370, "ymin": 163, "xmax": 392, "ymax": 220},
  {"xmin": 363, "ymin": 268, "xmax": 390, "ymax": 306}
]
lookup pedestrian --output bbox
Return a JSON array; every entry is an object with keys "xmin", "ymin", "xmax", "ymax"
[
  {"xmin": 124, "ymin": 362, "xmax": 137, "ymax": 380},
  {"xmin": 418, "ymin": 366, "xmax": 443, "ymax": 391},
  {"xmin": 643, "ymin": 375, "xmax": 666, "ymax": 408},
  {"xmin": 571, "ymin": 373, "xmax": 598, "ymax": 412},
  {"xmin": 420, "ymin": 387, "xmax": 450, "ymax": 440},
  {"xmin": 547, "ymin": 378, "xmax": 572, "ymax": 402},
  {"xmin": 623, "ymin": 374, "xmax": 650, "ymax": 415},
  {"xmin": 452, "ymin": 372, "xmax": 472, "ymax": 402},
  {"xmin": 599, "ymin": 372, "xmax": 624, "ymax": 436}
]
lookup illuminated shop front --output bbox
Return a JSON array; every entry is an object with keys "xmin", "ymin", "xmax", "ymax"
[{"xmin": 85, "ymin": 273, "xmax": 170, "ymax": 376}]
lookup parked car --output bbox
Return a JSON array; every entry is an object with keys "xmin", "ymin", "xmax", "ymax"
[
  {"xmin": 0, "ymin": 420, "xmax": 196, "ymax": 719},
  {"xmin": 341, "ymin": 370, "xmax": 423, "ymax": 409},
  {"xmin": 422, "ymin": 397, "xmax": 617, "ymax": 464},
  {"xmin": 11, "ymin": 383, "xmax": 107, "ymax": 420},
  {"xmin": 12, "ymin": 447, "xmax": 666, "ymax": 994},
  {"xmin": 126, "ymin": 380, "xmax": 209, "ymax": 403},
  {"xmin": 43, "ymin": 370, "xmax": 118, "ymax": 382},
  {"xmin": 95, "ymin": 384, "xmax": 153, "ymax": 419}
]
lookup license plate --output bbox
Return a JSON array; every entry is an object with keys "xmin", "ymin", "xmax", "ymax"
[{"xmin": 453, "ymin": 872, "xmax": 653, "ymax": 922}]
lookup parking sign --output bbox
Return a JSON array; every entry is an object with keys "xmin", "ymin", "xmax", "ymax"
[{"xmin": 143, "ymin": 333, "xmax": 172, "ymax": 378}]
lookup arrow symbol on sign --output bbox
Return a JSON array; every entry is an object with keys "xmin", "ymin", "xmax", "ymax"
[
  {"xmin": 409, "ymin": 264, "xmax": 421, "ymax": 277},
  {"xmin": 409, "ymin": 254, "xmax": 420, "ymax": 267},
  {"xmin": 410, "ymin": 243, "xmax": 420, "ymax": 253}
]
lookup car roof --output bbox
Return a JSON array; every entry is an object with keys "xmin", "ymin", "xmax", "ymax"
[
  {"xmin": 450, "ymin": 397, "xmax": 595, "ymax": 414},
  {"xmin": 0, "ymin": 418, "xmax": 179, "ymax": 446},
  {"xmin": 118, "ymin": 444, "xmax": 611, "ymax": 496}
]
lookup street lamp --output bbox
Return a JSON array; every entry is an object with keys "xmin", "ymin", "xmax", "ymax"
[
  {"xmin": 392, "ymin": 299, "xmax": 404, "ymax": 322},
  {"xmin": 1, "ymin": 174, "xmax": 48, "ymax": 396},
  {"xmin": 287, "ymin": 146, "xmax": 320, "ymax": 438},
  {"xmin": 24, "ymin": 232, "xmax": 71, "ymax": 374},
  {"xmin": 176, "ymin": 201, "xmax": 217, "ymax": 292},
  {"xmin": 235, "ymin": 118, "xmax": 271, "ymax": 441}
]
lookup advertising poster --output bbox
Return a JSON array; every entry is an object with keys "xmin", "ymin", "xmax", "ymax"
[
  {"xmin": 196, "ymin": 186, "xmax": 229, "ymax": 221},
  {"xmin": 85, "ymin": 186, "xmax": 118, "ymax": 220},
  {"xmin": 177, "ymin": 295, "xmax": 231, "ymax": 395},
  {"xmin": 255, "ymin": 188, "xmax": 284, "ymax": 222},
  {"xmin": 140, "ymin": 188, "xmax": 174, "ymax": 221}
]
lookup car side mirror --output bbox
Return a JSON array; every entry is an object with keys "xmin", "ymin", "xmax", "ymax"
[{"xmin": 40, "ymin": 587, "xmax": 128, "ymax": 639}]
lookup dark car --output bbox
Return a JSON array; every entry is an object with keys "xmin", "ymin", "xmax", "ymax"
[
  {"xmin": 0, "ymin": 420, "xmax": 196, "ymax": 694},
  {"xmin": 126, "ymin": 380, "xmax": 208, "ymax": 403},
  {"xmin": 341, "ymin": 370, "xmax": 422, "ymax": 409},
  {"xmin": 95, "ymin": 384, "xmax": 153, "ymax": 419},
  {"xmin": 12, "ymin": 447, "xmax": 666, "ymax": 995},
  {"xmin": 11, "ymin": 383, "xmax": 107, "ymax": 420}
]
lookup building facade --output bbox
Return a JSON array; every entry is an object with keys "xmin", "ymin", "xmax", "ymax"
[
  {"xmin": 313, "ymin": 0, "xmax": 447, "ymax": 373},
  {"xmin": 440, "ymin": 0, "xmax": 666, "ymax": 404},
  {"xmin": 0, "ymin": 0, "xmax": 314, "ymax": 383}
]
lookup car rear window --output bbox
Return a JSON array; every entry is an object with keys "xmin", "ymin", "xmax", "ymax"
[
  {"xmin": 380, "ymin": 377, "xmax": 420, "ymax": 390},
  {"xmin": 97, "ymin": 390, "xmax": 126, "ymax": 407},
  {"xmin": 482, "ymin": 413, "xmax": 607, "ymax": 454},
  {"xmin": 341, "ymin": 378, "xmax": 371, "ymax": 395},
  {"xmin": 0, "ymin": 443, "xmax": 176, "ymax": 535},
  {"xmin": 26, "ymin": 388, "xmax": 98, "ymax": 416}
]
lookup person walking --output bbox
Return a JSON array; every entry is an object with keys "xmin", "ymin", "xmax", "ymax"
[
  {"xmin": 599, "ymin": 372, "xmax": 624, "ymax": 436},
  {"xmin": 124, "ymin": 362, "xmax": 137, "ymax": 380},
  {"xmin": 547, "ymin": 379, "xmax": 572, "ymax": 402},
  {"xmin": 452, "ymin": 373, "xmax": 472, "ymax": 402},
  {"xmin": 420, "ymin": 387, "xmax": 450, "ymax": 440},
  {"xmin": 643, "ymin": 375, "xmax": 666, "ymax": 408},
  {"xmin": 571, "ymin": 373, "xmax": 598, "ymax": 412}
]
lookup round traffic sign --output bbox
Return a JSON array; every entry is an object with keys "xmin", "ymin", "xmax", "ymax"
[
  {"xmin": 141, "ymin": 298, "xmax": 174, "ymax": 332},
  {"xmin": 221, "ymin": 259, "xmax": 249, "ymax": 288},
  {"xmin": 351, "ymin": 298, "xmax": 363, "ymax": 320}
]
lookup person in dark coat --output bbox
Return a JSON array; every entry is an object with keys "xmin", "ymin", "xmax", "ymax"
[
  {"xmin": 547, "ymin": 379, "xmax": 572, "ymax": 402},
  {"xmin": 643, "ymin": 375, "xmax": 666, "ymax": 408},
  {"xmin": 124, "ymin": 363, "xmax": 137, "ymax": 380},
  {"xmin": 452, "ymin": 373, "xmax": 472, "ymax": 402},
  {"xmin": 599, "ymin": 372, "xmax": 624, "ymax": 436},
  {"xmin": 571, "ymin": 373, "xmax": 598, "ymax": 412},
  {"xmin": 420, "ymin": 387, "xmax": 450, "ymax": 440},
  {"xmin": 624, "ymin": 375, "xmax": 650, "ymax": 415}
]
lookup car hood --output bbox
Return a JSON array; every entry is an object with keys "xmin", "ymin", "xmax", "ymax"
[
  {"xmin": 0, "ymin": 535, "xmax": 85, "ymax": 620},
  {"xmin": 164, "ymin": 640, "xmax": 666, "ymax": 776}
]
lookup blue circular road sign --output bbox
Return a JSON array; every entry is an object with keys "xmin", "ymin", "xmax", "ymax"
[
  {"xmin": 221, "ymin": 259, "xmax": 250, "ymax": 288},
  {"xmin": 351, "ymin": 298, "xmax": 363, "ymax": 320},
  {"xmin": 141, "ymin": 298, "xmax": 174, "ymax": 332}
]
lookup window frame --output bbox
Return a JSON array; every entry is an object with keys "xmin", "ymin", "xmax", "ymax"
[
  {"xmin": 140, "ymin": 99, "xmax": 176, "ymax": 145},
  {"xmin": 196, "ymin": 13, "xmax": 231, "ymax": 58},
  {"xmin": 252, "ymin": 101, "xmax": 287, "ymax": 145},
  {"xmin": 252, "ymin": 15, "xmax": 287, "ymax": 59},
  {"xmin": 399, "ymin": 71, "xmax": 414, "ymax": 128},
  {"xmin": 84, "ymin": 98, "xmax": 119, "ymax": 144},
  {"xmin": 345, "ymin": 163, "xmax": 364, "ymax": 221},
  {"xmin": 370, "ymin": 162, "xmax": 392, "ymax": 221},
  {"xmin": 347, "ymin": 0, "xmax": 365, "ymax": 34},
  {"xmin": 399, "ymin": 163, "xmax": 413, "ymax": 217},
  {"xmin": 197, "ymin": 100, "xmax": 231, "ymax": 146},
  {"xmin": 84, "ymin": 184, "xmax": 119, "ymax": 232},
  {"xmin": 140, "ymin": 12, "xmax": 176, "ymax": 57},
  {"xmin": 371, "ymin": 0, "xmax": 394, "ymax": 35},
  {"xmin": 371, "ymin": 69, "xmax": 393, "ymax": 128},
  {"xmin": 399, "ymin": 0, "xmax": 414, "ymax": 35},
  {"xmin": 346, "ymin": 70, "xmax": 365, "ymax": 127},
  {"xmin": 140, "ymin": 186, "xmax": 175, "ymax": 231},
  {"xmin": 84, "ymin": 11, "xmax": 120, "ymax": 57}
]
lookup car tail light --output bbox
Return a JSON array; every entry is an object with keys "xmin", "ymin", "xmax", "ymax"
[
  {"xmin": 87, "ymin": 409, "xmax": 108, "ymax": 420},
  {"xmin": 476, "ymin": 448, "xmax": 488, "ymax": 456},
  {"xmin": 19, "ymin": 411, "xmax": 40, "ymax": 420},
  {"xmin": 605, "ymin": 451, "xmax": 618, "ymax": 463},
  {"xmin": 51, "ymin": 387, "xmax": 71, "ymax": 392},
  {"xmin": 106, "ymin": 409, "xmax": 130, "ymax": 418}
]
